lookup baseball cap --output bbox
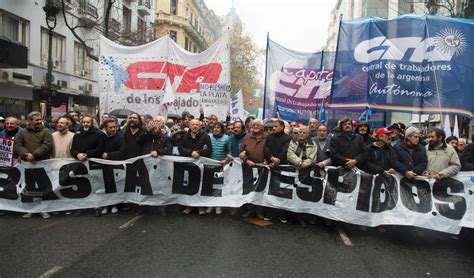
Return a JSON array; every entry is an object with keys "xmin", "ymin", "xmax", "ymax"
[
  {"xmin": 375, "ymin": 127, "xmax": 393, "ymax": 137},
  {"xmin": 0, "ymin": 117, "xmax": 4, "ymax": 122}
]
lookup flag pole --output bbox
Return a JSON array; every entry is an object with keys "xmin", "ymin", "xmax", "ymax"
[
  {"xmin": 328, "ymin": 13, "xmax": 343, "ymax": 130},
  {"xmin": 262, "ymin": 32, "xmax": 270, "ymax": 120}
]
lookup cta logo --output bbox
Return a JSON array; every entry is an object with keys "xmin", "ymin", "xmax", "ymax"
[{"xmin": 354, "ymin": 28, "xmax": 467, "ymax": 63}]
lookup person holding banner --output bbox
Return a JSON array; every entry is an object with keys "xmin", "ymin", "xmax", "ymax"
[
  {"xmin": 239, "ymin": 120, "xmax": 266, "ymax": 219},
  {"xmin": 392, "ymin": 126, "xmax": 427, "ymax": 179},
  {"xmin": 123, "ymin": 113, "xmax": 145, "ymax": 159},
  {"xmin": 359, "ymin": 128, "xmax": 404, "ymax": 176},
  {"xmin": 424, "ymin": 128, "xmax": 461, "ymax": 179},
  {"xmin": 180, "ymin": 119, "xmax": 212, "ymax": 215},
  {"xmin": 265, "ymin": 120, "xmax": 291, "ymax": 168},
  {"xmin": 207, "ymin": 122, "xmax": 233, "ymax": 215},
  {"xmin": 230, "ymin": 121, "xmax": 246, "ymax": 157},
  {"xmin": 70, "ymin": 115, "xmax": 106, "ymax": 217},
  {"xmin": 329, "ymin": 118, "xmax": 367, "ymax": 169},
  {"xmin": 15, "ymin": 111, "xmax": 53, "ymax": 219},
  {"xmin": 287, "ymin": 126, "xmax": 317, "ymax": 227},
  {"xmin": 52, "ymin": 116, "xmax": 74, "ymax": 159}
]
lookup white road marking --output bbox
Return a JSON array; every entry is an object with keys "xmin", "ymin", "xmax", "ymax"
[
  {"xmin": 39, "ymin": 266, "xmax": 63, "ymax": 277},
  {"xmin": 119, "ymin": 215, "xmax": 144, "ymax": 229},
  {"xmin": 337, "ymin": 227, "xmax": 354, "ymax": 246}
]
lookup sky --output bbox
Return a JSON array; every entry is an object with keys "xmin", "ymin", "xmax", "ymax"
[{"xmin": 204, "ymin": 0, "xmax": 337, "ymax": 52}]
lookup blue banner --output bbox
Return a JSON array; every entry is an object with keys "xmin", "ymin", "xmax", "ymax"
[{"xmin": 329, "ymin": 15, "xmax": 474, "ymax": 117}]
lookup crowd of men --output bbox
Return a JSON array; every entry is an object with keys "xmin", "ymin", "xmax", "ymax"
[{"xmin": 0, "ymin": 111, "xmax": 473, "ymax": 227}]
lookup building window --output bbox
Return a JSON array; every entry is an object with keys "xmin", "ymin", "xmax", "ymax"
[
  {"xmin": 0, "ymin": 11, "xmax": 29, "ymax": 45},
  {"xmin": 169, "ymin": 30, "xmax": 177, "ymax": 42},
  {"xmin": 366, "ymin": 0, "xmax": 388, "ymax": 18},
  {"xmin": 171, "ymin": 0, "xmax": 178, "ymax": 15},
  {"xmin": 398, "ymin": 0, "xmax": 414, "ymax": 15},
  {"xmin": 40, "ymin": 28, "xmax": 65, "ymax": 71},
  {"xmin": 137, "ymin": 18, "xmax": 146, "ymax": 42},
  {"xmin": 123, "ymin": 6, "xmax": 131, "ymax": 33},
  {"xmin": 74, "ymin": 42, "xmax": 92, "ymax": 78},
  {"xmin": 185, "ymin": 37, "xmax": 189, "ymax": 51}
]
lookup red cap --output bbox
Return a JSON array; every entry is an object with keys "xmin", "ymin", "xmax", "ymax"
[
  {"xmin": 352, "ymin": 120, "xmax": 359, "ymax": 127},
  {"xmin": 375, "ymin": 127, "xmax": 393, "ymax": 137}
]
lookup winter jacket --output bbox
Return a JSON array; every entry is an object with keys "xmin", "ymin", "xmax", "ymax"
[
  {"xmin": 311, "ymin": 136, "xmax": 332, "ymax": 164},
  {"xmin": 209, "ymin": 133, "xmax": 232, "ymax": 161},
  {"xmin": 15, "ymin": 125, "xmax": 53, "ymax": 161},
  {"xmin": 179, "ymin": 131, "xmax": 212, "ymax": 158},
  {"xmin": 123, "ymin": 127, "xmax": 145, "ymax": 159},
  {"xmin": 70, "ymin": 127, "xmax": 105, "ymax": 159},
  {"xmin": 231, "ymin": 131, "xmax": 246, "ymax": 157},
  {"xmin": 425, "ymin": 144, "xmax": 461, "ymax": 178},
  {"xmin": 360, "ymin": 143, "xmax": 404, "ymax": 175},
  {"xmin": 393, "ymin": 140, "xmax": 427, "ymax": 175},
  {"xmin": 137, "ymin": 132, "xmax": 172, "ymax": 156},
  {"xmin": 103, "ymin": 131, "xmax": 126, "ymax": 160},
  {"xmin": 330, "ymin": 132, "xmax": 367, "ymax": 167},
  {"xmin": 240, "ymin": 132, "xmax": 266, "ymax": 163},
  {"xmin": 461, "ymin": 143, "xmax": 474, "ymax": 171},
  {"xmin": 264, "ymin": 131, "xmax": 291, "ymax": 164},
  {"xmin": 0, "ymin": 127, "xmax": 21, "ymax": 139},
  {"xmin": 287, "ymin": 139, "xmax": 317, "ymax": 168}
]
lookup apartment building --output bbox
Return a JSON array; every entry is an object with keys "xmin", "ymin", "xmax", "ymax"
[{"xmin": 0, "ymin": 0, "xmax": 156, "ymax": 119}]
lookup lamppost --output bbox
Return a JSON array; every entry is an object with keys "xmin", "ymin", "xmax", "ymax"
[{"xmin": 43, "ymin": 1, "xmax": 60, "ymax": 115}]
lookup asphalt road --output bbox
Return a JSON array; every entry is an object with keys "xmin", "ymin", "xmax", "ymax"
[{"xmin": 0, "ymin": 206, "xmax": 472, "ymax": 277}]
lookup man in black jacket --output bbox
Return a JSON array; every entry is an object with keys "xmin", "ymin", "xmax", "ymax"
[
  {"xmin": 70, "ymin": 115, "xmax": 105, "ymax": 217},
  {"xmin": 179, "ymin": 119, "xmax": 211, "ymax": 215},
  {"xmin": 138, "ymin": 120, "xmax": 172, "ymax": 157},
  {"xmin": 330, "ymin": 118, "xmax": 366, "ymax": 169},
  {"xmin": 71, "ymin": 115, "xmax": 105, "ymax": 161},
  {"xmin": 264, "ymin": 120, "xmax": 290, "ymax": 167},
  {"xmin": 461, "ymin": 143, "xmax": 474, "ymax": 171},
  {"xmin": 360, "ymin": 128, "xmax": 404, "ymax": 175},
  {"xmin": 355, "ymin": 122, "xmax": 375, "ymax": 146},
  {"xmin": 393, "ymin": 126, "xmax": 427, "ymax": 178},
  {"xmin": 102, "ymin": 118, "xmax": 126, "ymax": 161},
  {"xmin": 123, "ymin": 112, "xmax": 145, "ymax": 159}
]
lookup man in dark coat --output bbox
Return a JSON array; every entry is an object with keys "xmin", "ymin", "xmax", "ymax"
[
  {"xmin": 71, "ymin": 115, "xmax": 105, "ymax": 160},
  {"xmin": 355, "ymin": 122, "xmax": 375, "ymax": 146},
  {"xmin": 330, "ymin": 118, "xmax": 367, "ymax": 169},
  {"xmin": 179, "ymin": 119, "xmax": 211, "ymax": 215},
  {"xmin": 360, "ymin": 128, "xmax": 404, "ymax": 175},
  {"xmin": 264, "ymin": 120, "xmax": 290, "ymax": 167},
  {"xmin": 102, "ymin": 118, "xmax": 126, "ymax": 161},
  {"xmin": 393, "ymin": 126, "xmax": 427, "ymax": 178},
  {"xmin": 123, "ymin": 112, "xmax": 145, "ymax": 159}
]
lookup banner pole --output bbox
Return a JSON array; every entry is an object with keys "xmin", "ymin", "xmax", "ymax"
[
  {"xmin": 317, "ymin": 49, "xmax": 325, "ymax": 120},
  {"xmin": 328, "ymin": 14, "xmax": 343, "ymax": 130},
  {"xmin": 262, "ymin": 32, "xmax": 270, "ymax": 120},
  {"xmin": 425, "ymin": 15, "xmax": 444, "ymax": 128}
]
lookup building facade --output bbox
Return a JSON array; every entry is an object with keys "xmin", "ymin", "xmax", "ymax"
[
  {"xmin": 0, "ymin": 0, "xmax": 156, "ymax": 120},
  {"xmin": 154, "ymin": 0, "xmax": 220, "ymax": 53}
]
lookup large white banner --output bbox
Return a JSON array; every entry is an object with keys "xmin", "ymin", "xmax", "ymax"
[
  {"xmin": 99, "ymin": 33, "xmax": 231, "ymax": 119},
  {"xmin": 0, "ymin": 156, "xmax": 473, "ymax": 234}
]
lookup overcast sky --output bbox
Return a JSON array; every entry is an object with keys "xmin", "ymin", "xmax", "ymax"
[{"xmin": 204, "ymin": 0, "xmax": 337, "ymax": 52}]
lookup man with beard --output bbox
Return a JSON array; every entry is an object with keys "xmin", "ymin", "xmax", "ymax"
[
  {"xmin": 68, "ymin": 111, "xmax": 81, "ymax": 132},
  {"xmin": 330, "ymin": 118, "xmax": 367, "ymax": 169},
  {"xmin": 360, "ymin": 128, "xmax": 404, "ymax": 175},
  {"xmin": 71, "ymin": 115, "xmax": 105, "ymax": 216},
  {"xmin": 52, "ymin": 116, "xmax": 74, "ymax": 159},
  {"xmin": 388, "ymin": 123, "xmax": 405, "ymax": 146},
  {"xmin": 230, "ymin": 121, "xmax": 246, "ymax": 157},
  {"xmin": 355, "ymin": 122, "xmax": 375, "ymax": 145},
  {"xmin": 179, "ymin": 119, "xmax": 212, "ymax": 215},
  {"xmin": 264, "ymin": 120, "xmax": 290, "ymax": 168},
  {"xmin": 424, "ymin": 128, "xmax": 460, "ymax": 179},
  {"xmin": 392, "ymin": 126, "xmax": 427, "ymax": 178},
  {"xmin": 123, "ymin": 112, "xmax": 145, "ymax": 159},
  {"xmin": 15, "ymin": 111, "xmax": 53, "ymax": 219}
]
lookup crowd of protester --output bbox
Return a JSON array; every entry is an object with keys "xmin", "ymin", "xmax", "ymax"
[{"xmin": 0, "ymin": 110, "xmax": 473, "ymax": 228}]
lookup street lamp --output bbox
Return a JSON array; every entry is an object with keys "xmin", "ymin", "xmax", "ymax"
[{"xmin": 42, "ymin": 0, "xmax": 60, "ymax": 114}]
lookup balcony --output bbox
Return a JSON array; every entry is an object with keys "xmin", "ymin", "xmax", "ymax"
[
  {"xmin": 156, "ymin": 11, "xmax": 188, "ymax": 27},
  {"xmin": 78, "ymin": 0, "xmax": 98, "ymax": 26},
  {"xmin": 137, "ymin": 0, "xmax": 151, "ymax": 16},
  {"xmin": 109, "ymin": 18, "xmax": 121, "ymax": 37}
]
